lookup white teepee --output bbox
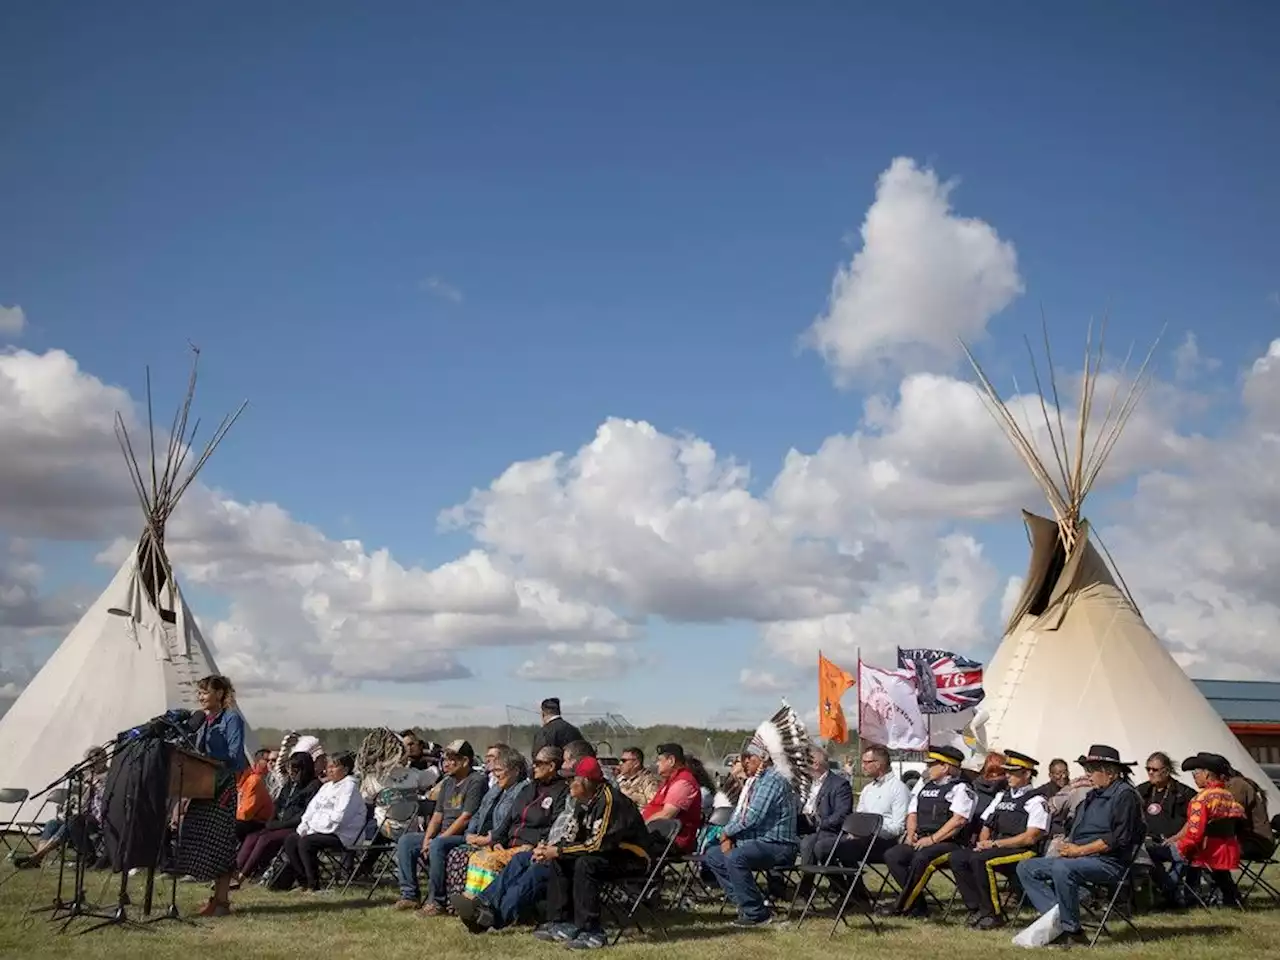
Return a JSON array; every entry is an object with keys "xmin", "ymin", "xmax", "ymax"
[
  {"xmin": 965, "ymin": 326, "xmax": 1275, "ymax": 802},
  {"xmin": 0, "ymin": 350, "xmax": 250, "ymax": 815}
]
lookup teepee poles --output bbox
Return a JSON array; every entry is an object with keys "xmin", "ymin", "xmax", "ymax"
[
  {"xmin": 112, "ymin": 345, "xmax": 247, "ymax": 610},
  {"xmin": 961, "ymin": 318, "xmax": 1162, "ymax": 559}
]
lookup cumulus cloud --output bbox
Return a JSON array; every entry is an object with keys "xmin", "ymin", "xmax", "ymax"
[
  {"xmin": 1108, "ymin": 338, "xmax": 1280, "ymax": 678},
  {"xmin": 738, "ymin": 668, "xmax": 794, "ymax": 697},
  {"xmin": 515, "ymin": 641, "xmax": 643, "ymax": 682},
  {"xmin": 444, "ymin": 418, "xmax": 887, "ymax": 623},
  {"xmin": 0, "ymin": 305, "xmax": 25, "ymax": 337},
  {"xmin": 805, "ymin": 157, "xmax": 1023, "ymax": 383},
  {"xmin": 761, "ymin": 534, "xmax": 1001, "ymax": 668}
]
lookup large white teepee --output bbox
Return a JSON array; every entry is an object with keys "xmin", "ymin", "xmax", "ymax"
[
  {"xmin": 965, "ymin": 327, "xmax": 1275, "ymax": 802},
  {"xmin": 0, "ymin": 350, "xmax": 249, "ymax": 815}
]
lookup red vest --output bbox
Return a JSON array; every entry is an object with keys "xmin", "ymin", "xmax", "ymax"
[{"xmin": 644, "ymin": 768, "xmax": 702, "ymax": 853}]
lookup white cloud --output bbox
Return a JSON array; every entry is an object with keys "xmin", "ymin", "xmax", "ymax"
[
  {"xmin": 1173, "ymin": 331, "xmax": 1220, "ymax": 382},
  {"xmin": 805, "ymin": 157, "xmax": 1023, "ymax": 383},
  {"xmin": 738, "ymin": 667, "xmax": 794, "ymax": 696},
  {"xmin": 444, "ymin": 417, "xmax": 885, "ymax": 623},
  {"xmin": 423, "ymin": 276, "xmax": 463, "ymax": 304},
  {"xmin": 515, "ymin": 641, "xmax": 643, "ymax": 682},
  {"xmin": 761, "ymin": 534, "xmax": 1000, "ymax": 669},
  {"xmin": 0, "ymin": 305, "xmax": 25, "ymax": 337}
]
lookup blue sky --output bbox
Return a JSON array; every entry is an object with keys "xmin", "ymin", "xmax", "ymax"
[{"xmin": 2, "ymin": 3, "xmax": 1278, "ymax": 730}]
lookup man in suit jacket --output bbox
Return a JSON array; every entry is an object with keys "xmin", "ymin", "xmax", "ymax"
[
  {"xmin": 530, "ymin": 698, "xmax": 586, "ymax": 757},
  {"xmin": 799, "ymin": 746, "xmax": 854, "ymax": 866}
]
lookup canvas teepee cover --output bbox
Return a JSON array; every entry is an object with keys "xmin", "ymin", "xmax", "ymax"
[
  {"xmin": 0, "ymin": 351, "xmax": 250, "ymax": 815},
  {"xmin": 965, "ymin": 329, "xmax": 1274, "ymax": 801}
]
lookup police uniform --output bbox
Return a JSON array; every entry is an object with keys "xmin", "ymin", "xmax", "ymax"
[
  {"xmin": 949, "ymin": 750, "xmax": 1049, "ymax": 927},
  {"xmin": 881, "ymin": 746, "xmax": 976, "ymax": 915}
]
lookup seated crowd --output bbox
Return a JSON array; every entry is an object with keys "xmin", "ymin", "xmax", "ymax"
[{"xmin": 12, "ymin": 693, "xmax": 1279, "ymax": 952}]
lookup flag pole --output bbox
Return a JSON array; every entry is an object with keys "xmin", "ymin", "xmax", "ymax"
[{"xmin": 856, "ymin": 647, "xmax": 863, "ymax": 742}]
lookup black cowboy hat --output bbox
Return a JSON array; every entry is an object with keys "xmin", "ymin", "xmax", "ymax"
[
  {"xmin": 1076, "ymin": 744, "xmax": 1134, "ymax": 768},
  {"xmin": 1181, "ymin": 752, "xmax": 1232, "ymax": 778}
]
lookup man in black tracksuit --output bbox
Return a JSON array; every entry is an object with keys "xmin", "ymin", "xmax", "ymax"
[
  {"xmin": 880, "ymin": 745, "xmax": 976, "ymax": 917},
  {"xmin": 949, "ymin": 750, "xmax": 1050, "ymax": 929},
  {"xmin": 533, "ymin": 756, "xmax": 652, "ymax": 950}
]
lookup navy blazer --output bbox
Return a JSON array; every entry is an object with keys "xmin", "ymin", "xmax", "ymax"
[{"xmin": 810, "ymin": 773, "xmax": 854, "ymax": 836}]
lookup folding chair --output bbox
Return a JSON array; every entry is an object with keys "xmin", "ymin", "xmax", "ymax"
[
  {"xmin": 603, "ymin": 818, "xmax": 680, "ymax": 945},
  {"xmin": 671, "ymin": 806, "xmax": 731, "ymax": 908},
  {"xmin": 1, "ymin": 788, "xmax": 66, "ymax": 859},
  {"xmin": 1237, "ymin": 857, "xmax": 1280, "ymax": 905},
  {"xmin": 790, "ymin": 811, "xmax": 883, "ymax": 937},
  {"xmin": 1078, "ymin": 844, "xmax": 1146, "ymax": 947}
]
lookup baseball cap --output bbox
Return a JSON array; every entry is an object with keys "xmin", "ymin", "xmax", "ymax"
[
  {"xmin": 443, "ymin": 739, "xmax": 474, "ymax": 760},
  {"xmin": 573, "ymin": 757, "xmax": 605, "ymax": 782}
]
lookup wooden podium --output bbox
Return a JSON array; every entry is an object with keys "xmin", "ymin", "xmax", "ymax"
[{"xmin": 166, "ymin": 746, "xmax": 218, "ymax": 800}]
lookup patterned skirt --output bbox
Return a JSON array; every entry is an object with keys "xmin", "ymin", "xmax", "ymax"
[
  {"xmin": 465, "ymin": 845, "xmax": 528, "ymax": 897},
  {"xmin": 445, "ymin": 844, "xmax": 474, "ymax": 901},
  {"xmin": 174, "ymin": 775, "xmax": 238, "ymax": 882}
]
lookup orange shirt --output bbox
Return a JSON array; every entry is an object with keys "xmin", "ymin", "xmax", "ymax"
[{"xmin": 236, "ymin": 768, "xmax": 274, "ymax": 823}]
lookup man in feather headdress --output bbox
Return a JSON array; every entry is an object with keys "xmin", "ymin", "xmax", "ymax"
[{"xmin": 701, "ymin": 704, "xmax": 805, "ymax": 928}]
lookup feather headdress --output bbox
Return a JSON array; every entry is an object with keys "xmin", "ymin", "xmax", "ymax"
[
  {"xmin": 356, "ymin": 728, "xmax": 408, "ymax": 781},
  {"xmin": 746, "ymin": 700, "xmax": 814, "ymax": 795},
  {"xmin": 274, "ymin": 731, "xmax": 325, "ymax": 777}
]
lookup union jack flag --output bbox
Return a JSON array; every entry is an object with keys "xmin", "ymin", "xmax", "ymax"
[{"xmin": 896, "ymin": 647, "xmax": 986, "ymax": 715}]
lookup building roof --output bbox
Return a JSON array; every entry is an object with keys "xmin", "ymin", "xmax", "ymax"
[{"xmin": 1194, "ymin": 679, "xmax": 1280, "ymax": 725}]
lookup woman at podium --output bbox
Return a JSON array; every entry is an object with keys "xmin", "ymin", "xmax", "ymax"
[{"xmin": 175, "ymin": 674, "xmax": 247, "ymax": 917}]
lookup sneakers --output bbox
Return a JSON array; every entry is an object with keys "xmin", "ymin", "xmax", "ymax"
[
  {"xmin": 731, "ymin": 914, "xmax": 772, "ymax": 928},
  {"xmin": 975, "ymin": 914, "xmax": 1005, "ymax": 930},
  {"xmin": 564, "ymin": 928, "xmax": 608, "ymax": 950},
  {"xmin": 534, "ymin": 922, "xmax": 580, "ymax": 943}
]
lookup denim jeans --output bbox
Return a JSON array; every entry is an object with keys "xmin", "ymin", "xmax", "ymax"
[
  {"xmin": 478, "ymin": 850, "xmax": 551, "ymax": 928},
  {"xmin": 1016, "ymin": 854, "xmax": 1126, "ymax": 933},
  {"xmin": 702, "ymin": 838, "xmax": 797, "ymax": 922},
  {"xmin": 1146, "ymin": 841, "xmax": 1189, "ymax": 901},
  {"xmin": 426, "ymin": 834, "xmax": 467, "ymax": 905},
  {"xmin": 395, "ymin": 831, "xmax": 426, "ymax": 900}
]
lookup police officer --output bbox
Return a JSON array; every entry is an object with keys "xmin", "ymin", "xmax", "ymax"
[
  {"xmin": 879, "ymin": 745, "xmax": 975, "ymax": 917},
  {"xmin": 949, "ymin": 750, "xmax": 1049, "ymax": 929}
]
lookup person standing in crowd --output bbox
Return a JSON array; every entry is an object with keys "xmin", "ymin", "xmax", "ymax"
[
  {"xmin": 531, "ymin": 698, "xmax": 585, "ymax": 756},
  {"xmin": 949, "ymin": 751, "xmax": 1049, "ymax": 929},
  {"xmin": 1016, "ymin": 745, "xmax": 1145, "ymax": 948},
  {"xmin": 879, "ymin": 745, "xmax": 975, "ymax": 918},
  {"xmin": 177, "ymin": 675, "xmax": 247, "ymax": 918},
  {"xmin": 702, "ymin": 740, "xmax": 798, "ymax": 928}
]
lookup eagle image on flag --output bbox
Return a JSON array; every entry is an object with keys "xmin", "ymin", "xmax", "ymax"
[{"xmin": 896, "ymin": 647, "xmax": 985, "ymax": 714}]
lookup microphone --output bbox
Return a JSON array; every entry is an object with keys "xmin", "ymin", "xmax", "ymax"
[{"xmin": 186, "ymin": 710, "xmax": 207, "ymax": 732}]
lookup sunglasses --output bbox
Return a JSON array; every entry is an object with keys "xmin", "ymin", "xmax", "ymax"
[{"xmin": 1146, "ymin": 766, "xmax": 1166, "ymax": 773}]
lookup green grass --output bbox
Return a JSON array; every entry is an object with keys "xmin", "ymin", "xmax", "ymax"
[{"xmin": 1, "ymin": 866, "xmax": 1277, "ymax": 960}]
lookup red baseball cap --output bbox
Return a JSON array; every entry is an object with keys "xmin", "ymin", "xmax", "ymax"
[{"xmin": 573, "ymin": 757, "xmax": 604, "ymax": 782}]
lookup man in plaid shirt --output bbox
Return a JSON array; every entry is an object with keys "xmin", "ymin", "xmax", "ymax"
[{"xmin": 702, "ymin": 742, "xmax": 798, "ymax": 927}]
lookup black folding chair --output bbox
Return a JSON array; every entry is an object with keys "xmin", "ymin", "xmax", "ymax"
[
  {"xmin": 603, "ymin": 818, "xmax": 680, "ymax": 945},
  {"xmin": 1, "ymin": 788, "xmax": 64, "ymax": 859},
  {"xmin": 1078, "ymin": 844, "xmax": 1146, "ymax": 947},
  {"xmin": 1237, "ymin": 857, "xmax": 1280, "ymax": 905},
  {"xmin": 671, "ymin": 806, "xmax": 731, "ymax": 908},
  {"xmin": 790, "ymin": 811, "xmax": 883, "ymax": 937}
]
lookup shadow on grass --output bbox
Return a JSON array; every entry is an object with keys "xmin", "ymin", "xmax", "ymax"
[{"xmin": 240, "ymin": 897, "xmax": 387, "ymax": 917}]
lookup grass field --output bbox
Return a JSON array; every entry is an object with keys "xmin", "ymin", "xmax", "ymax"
[{"xmin": 1, "ymin": 865, "xmax": 1277, "ymax": 960}]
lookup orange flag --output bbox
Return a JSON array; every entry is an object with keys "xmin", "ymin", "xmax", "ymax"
[{"xmin": 818, "ymin": 651, "xmax": 857, "ymax": 743}]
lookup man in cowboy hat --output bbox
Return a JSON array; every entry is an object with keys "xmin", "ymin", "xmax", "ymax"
[
  {"xmin": 1016, "ymin": 745, "xmax": 1145, "ymax": 947},
  {"xmin": 1167, "ymin": 752, "xmax": 1246, "ymax": 907},
  {"xmin": 878, "ymin": 745, "xmax": 976, "ymax": 917},
  {"xmin": 949, "ymin": 750, "xmax": 1050, "ymax": 930}
]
